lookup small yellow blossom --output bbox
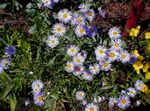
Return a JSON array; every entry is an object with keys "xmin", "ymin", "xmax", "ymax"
[
  {"xmin": 141, "ymin": 84, "xmax": 149, "ymax": 93},
  {"xmin": 133, "ymin": 61, "xmax": 143, "ymax": 74},
  {"xmin": 143, "ymin": 63, "xmax": 150, "ymax": 73},
  {"xmin": 145, "ymin": 32, "xmax": 150, "ymax": 39},
  {"xmin": 129, "ymin": 25, "xmax": 140, "ymax": 37},
  {"xmin": 145, "ymin": 72, "xmax": 150, "ymax": 80},
  {"xmin": 132, "ymin": 50, "xmax": 144, "ymax": 61}
]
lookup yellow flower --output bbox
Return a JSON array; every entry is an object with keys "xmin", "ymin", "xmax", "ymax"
[
  {"xmin": 133, "ymin": 61, "xmax": 143, "ymax": 74},
  {"xmin": 145, "ymin": 72, "xmax": 150, "ymax": 80},
  {"xmin": 145, "ymin": 32, "xmax": 150, "ymax": 39},
  {"xmin": 129, "ymin": 26, "xmax": 140, "ymax": 37},
  {"xmin": 143, "ymin": 63, "xmax": 150, "ymax": 73},
  {"xmin": 132, "ymin": 50, "xmax": 144, "ymax": 61},
  {"xmin": 141, "ymin": 84, "xmax": 149, "ymax": 93}
]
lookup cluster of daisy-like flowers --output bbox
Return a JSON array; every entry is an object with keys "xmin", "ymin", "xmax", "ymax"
[
  {"xmin": 31, "ymin": 80, "xmax": 44, "ymax": 106},
  {"xmin": 0, "ymin": 46, "xmax": 16, "ymax": 74}
]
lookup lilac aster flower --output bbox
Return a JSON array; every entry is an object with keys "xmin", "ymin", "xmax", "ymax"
[
  {"xmin": 98, "ymin": 7, "xmax": 106, "ymax": 18},
  {"xmin": 34, "ymin": 92, "xmax": 44, "ymax": 106},
  {"xmin": 129, "ymin": 55, "xmax": 137, "ymax": 64},
  {"xmin": 85, "ymin": 26, "xmax": 97, "ymax": 37},
  {"xmin": 5, "ymin": 46, "xmax": 16, "ymax": 56},
  {"xmin": 0, "ymin": 58, "xmax": 11, "ymax": 69}
]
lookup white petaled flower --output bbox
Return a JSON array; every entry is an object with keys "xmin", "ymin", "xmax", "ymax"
[
  {"xmin": 94, "ymin": 96, "xmax": 104, "ymax": 103},
  {"xmin": 108, "ymin": 27, "xmax": 121, "ymax": 39},
  {"xmin": 65, "ymin": 61, "xmax": 74, "ymax": 73},
  {"xmin": 82, "ymin": 71, "xmax": 93, "ymax": 81},
  {"xmin": 73, "ymin": 54, "xmax": 85, "ymax": 65},
  {"xmin": 108, "ymin": 97, "xmax": 118, "ymax": 108},
  {"xmin": 67, "ymin": 45, "xmax": 79, "ymax": 57},
  {"xmin": 134, "ymin": 80, "xmax": 144, "ymax": 91},
  {"xmin": 46, "ymin": 35, "xmax": 59, "ymax": 48},
  {"xmin": 117, "ymin": 96, "xmax": 131, "ymax": 110},
  {"xmin": 71, "ymin": 14, "xmax": 86, "ymax": 26},
  {"xmin": 100, "ymin": 61, "xmax": 111, "ymax": 71},
  {"xmin": 95, "ymin": 45, "xmax": 107, "ymax": 61},
  {"xmin": 73, "ymin": 65, "xmax": 84, "ymax": 76},
  {"xmin": 78, "ymin": 4, "xmax": 89, "ymax": 13},
  {"xmin": 75, "ymin": 25, "xmax": 86, "ymax": 37},
  {"xmin": 85, "ymin": 103, "xmax": 99, "ymax": 111},
  {"xmin": 42, "ymin": 0, "xmax": 53, "ymax": 8},
  {"xmin": 53, "ymin": 0, "xmax": 59, "ymax": 3},
  {"xmin": 75, "ymin": 91, "xmax": 86, "ymax": 101},
  {"xmin": 89, "ymin": 64, "xmax": 100, "ymax": 75},
  {"xmin": 119, "ymin": 50, "xmax": 130, "ymax": 63},
  {"xmin": 127, "ymin": 87, "xmax": 137, "ymax": 98},
  {"xmin": 110, "ymin": 39, "xmax": 124, "ymax": 51},
  {"xmin": 32, "ymin": 80, "xmax": 44, "ymax": 93},
  {"xmin": 107, "ymin": 49, "xmax": 119, "ymax": 62},
  {"xmin": 52, "ymin": 23, "xmax": 66, "ymax": 37},
  {"xmin": 57, "ymin": 9, "xmax": 72, "ymax": 23},
  {"xmin": 85, "ymin": 9, "xmax": 95, "ymax": 21}
]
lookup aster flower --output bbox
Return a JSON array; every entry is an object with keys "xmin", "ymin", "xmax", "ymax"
[
  {"xmin": 0, "ymin": 58, "xmax": 11, "ymax": 69},
  {"xmin": 134, "ymin": 80, "xmax": 144, "ymax": 91},
  {"xmin": 110, "ymin": 39, "xmax": 124, "ymax": 51},
  {"xmin": 98, "ymin": 7, "xmax": 106, "ymax": 18},
  {"xmin": 119, "ymin": 50, "xmax": 130, "ymax": 63},
  {"xmin": 73, "ymin": 54, "xmax": 85, "ymax": 65},
  {"xmin": 85, "ymin": 9, "xmax": 95, "ymax": 21},
  {"xmin": 65, "ymin": 61, "xmax": 74, "ymax": 73},
  {"xmin": 100, "ymin": 61, "xmax": 112, "ymax": 71},
  {"xmin": 75, "ymin": 91, "xmax": 86, "ymax": 101},
  {"xmin": 73, "ymin": 65, "xmax": 84, "ymax": 76},
  {"xmin": 117, "ymin": 96, "xmax": 130, "ymax": 110},
  {"xmin": 78, "ymin": 4, "xmax": 89, "ymax": 13},
  {"xmin": 75, "ymin": 25, "xmax": 86, "ymax": 37},
  {"xmin": 107, "ymin": 49, "xmax": 119, "ymax": 62},
  {"xmin": 32, "ymin": 80, "xmax": 44, "ymax": 93},
  {"xmin": 46, "ymin": 35, "xmax": 59, "ymax": 48},
  {"xmin": 95, "ymin": 45, "xmax": 107, "ymax": 62},
  {"xmin": 108, "ymin": 27, "xmax": 121, "ymax": 39},
  {"xmin": 5, "ymin": 46, "xmax": 16, "ymax": 56},
  {"xmin": 82, "ymin": 71, "xmax": 93, "ymax": 81},
  {"xmin": 52, "ymin": 23, "xmax": 66, "ymax": 37},
  {"xmin": 71, "ymin": 13, "xmax": 86, "ymax": 26},
  {"xmin": 42, "ymin": 0, "xmax": 53, "ymax": 8},
  {"xmin": 85, "ymin": 103, "xmax": 99, "ymax": 111},
  {"xmin": 127, "ymin": 87, "xmax": 137, "ymax": 98},
  {"xmin": 66, "ymin": 45, "xmax": 79, "ymax": 57},
  {"xmin": 89, "ymin": 63, "xmax": 100, "ymax": 75},
  {"xmin": 85, "ymin": 26, "xmax": 97, "ymax": 37},
  {"xmin": 34, "ymin": 92, "xmax": 44, "ymax": 106},
  {"xmin": 57, "ymin": 9, "xmax": 72, "ymax": 23},
  {"xmin": 108, "ymin": 97, "xmax": 118, "ymax": 108}
]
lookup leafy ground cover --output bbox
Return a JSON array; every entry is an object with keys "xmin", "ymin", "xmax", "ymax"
[{"xmin": 0, "ymin": 0, "xmax": 150, "ymax": 111}]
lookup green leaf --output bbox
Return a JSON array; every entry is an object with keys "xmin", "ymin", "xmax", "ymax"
[
  {"xmin": 44, "ymin": 98, "xmax": 56, "ymax": 111},
  {"xmin": 0, "ymin": 3, "xmax": 7, "ymax": 9},
  {"xmin": 9, "ymin": 95, "xmax": 17, "ymax": 111},
  {"xmin": 1, "ymin": 84, "xmax": 14, "ymax": 100}
]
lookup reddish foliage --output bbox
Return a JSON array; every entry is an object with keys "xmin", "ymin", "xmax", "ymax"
[{"xmin": 122, "ymin": 0, "xmax": 145, "ymax": 37}]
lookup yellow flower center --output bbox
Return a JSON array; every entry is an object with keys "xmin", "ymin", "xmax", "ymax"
[
  {"xmin": 114, "ymin": 43, "xmax": 119, "ymax": 47},
  {"xmin": 70, "ymin": 48, "xmax": 75, "ymax": 52},
  {"xmin": 87, "ymin": 12, "xmax": 92, "ymax": 16},
  {"xmin": 63, "ymin": 13, "xmax": 68, "ymax": 18},
  {"xmin": 103, "ymin": 63, "xmax": 108, "ymax": 67},
  {"xmin": 56, "ymin": 27, "xmax": 62, "ymax": 32},
  {"xmin": 89, "ymin": 107, "xmax": 94, "ymax": 111},
  {"xmin": 76, "ymin": 59, "xmax": 81, "ymax": 63},
  {"xmin": 85, "ymin": 73, "xmax": 89, "ymax": 77},
  {"xmin": 67, "ymin": 64, "xmax": 71, "ymax": 69},
  {"xmin": 121, "ymin": 54, "xmax": 126, "ymax": 59},
  {"xmin": 93, "ymin": 67, "xmax": 97, "ymax": 70},
  {"xmin": 113, "ymin": 31, "xmax": 117, "ymax": 35},
  {"xmin": 38, "ymin": 96, "xmax": 43, "ymax": 101},
  {"xmin": 44, "ymin": 0, "xmax": 49, "ymax": 3},
  {"xmin": 78, "ymin": 93, "xmax": 83, "ymax": 97},
  {"xmin": 79, "ymin": 28, "xmax": 84, "ymax": 33},
  {"xmin": 77, "ymin": 18, "xmax": 82, "ymax": 23},
  {"xmin": 51, "ymin": 40, "xmax": 55, "ymax": 44},
  {"xmin": 121, "ymin": 99, "xmax": 126, "ymax": 104},
  {"xmin": 109, "ymin": 52, "xmax": 115, "ymax": 58},
  {"xmin": 99, "ymin": 49, "xmax": 104, "ymax": 54}
]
